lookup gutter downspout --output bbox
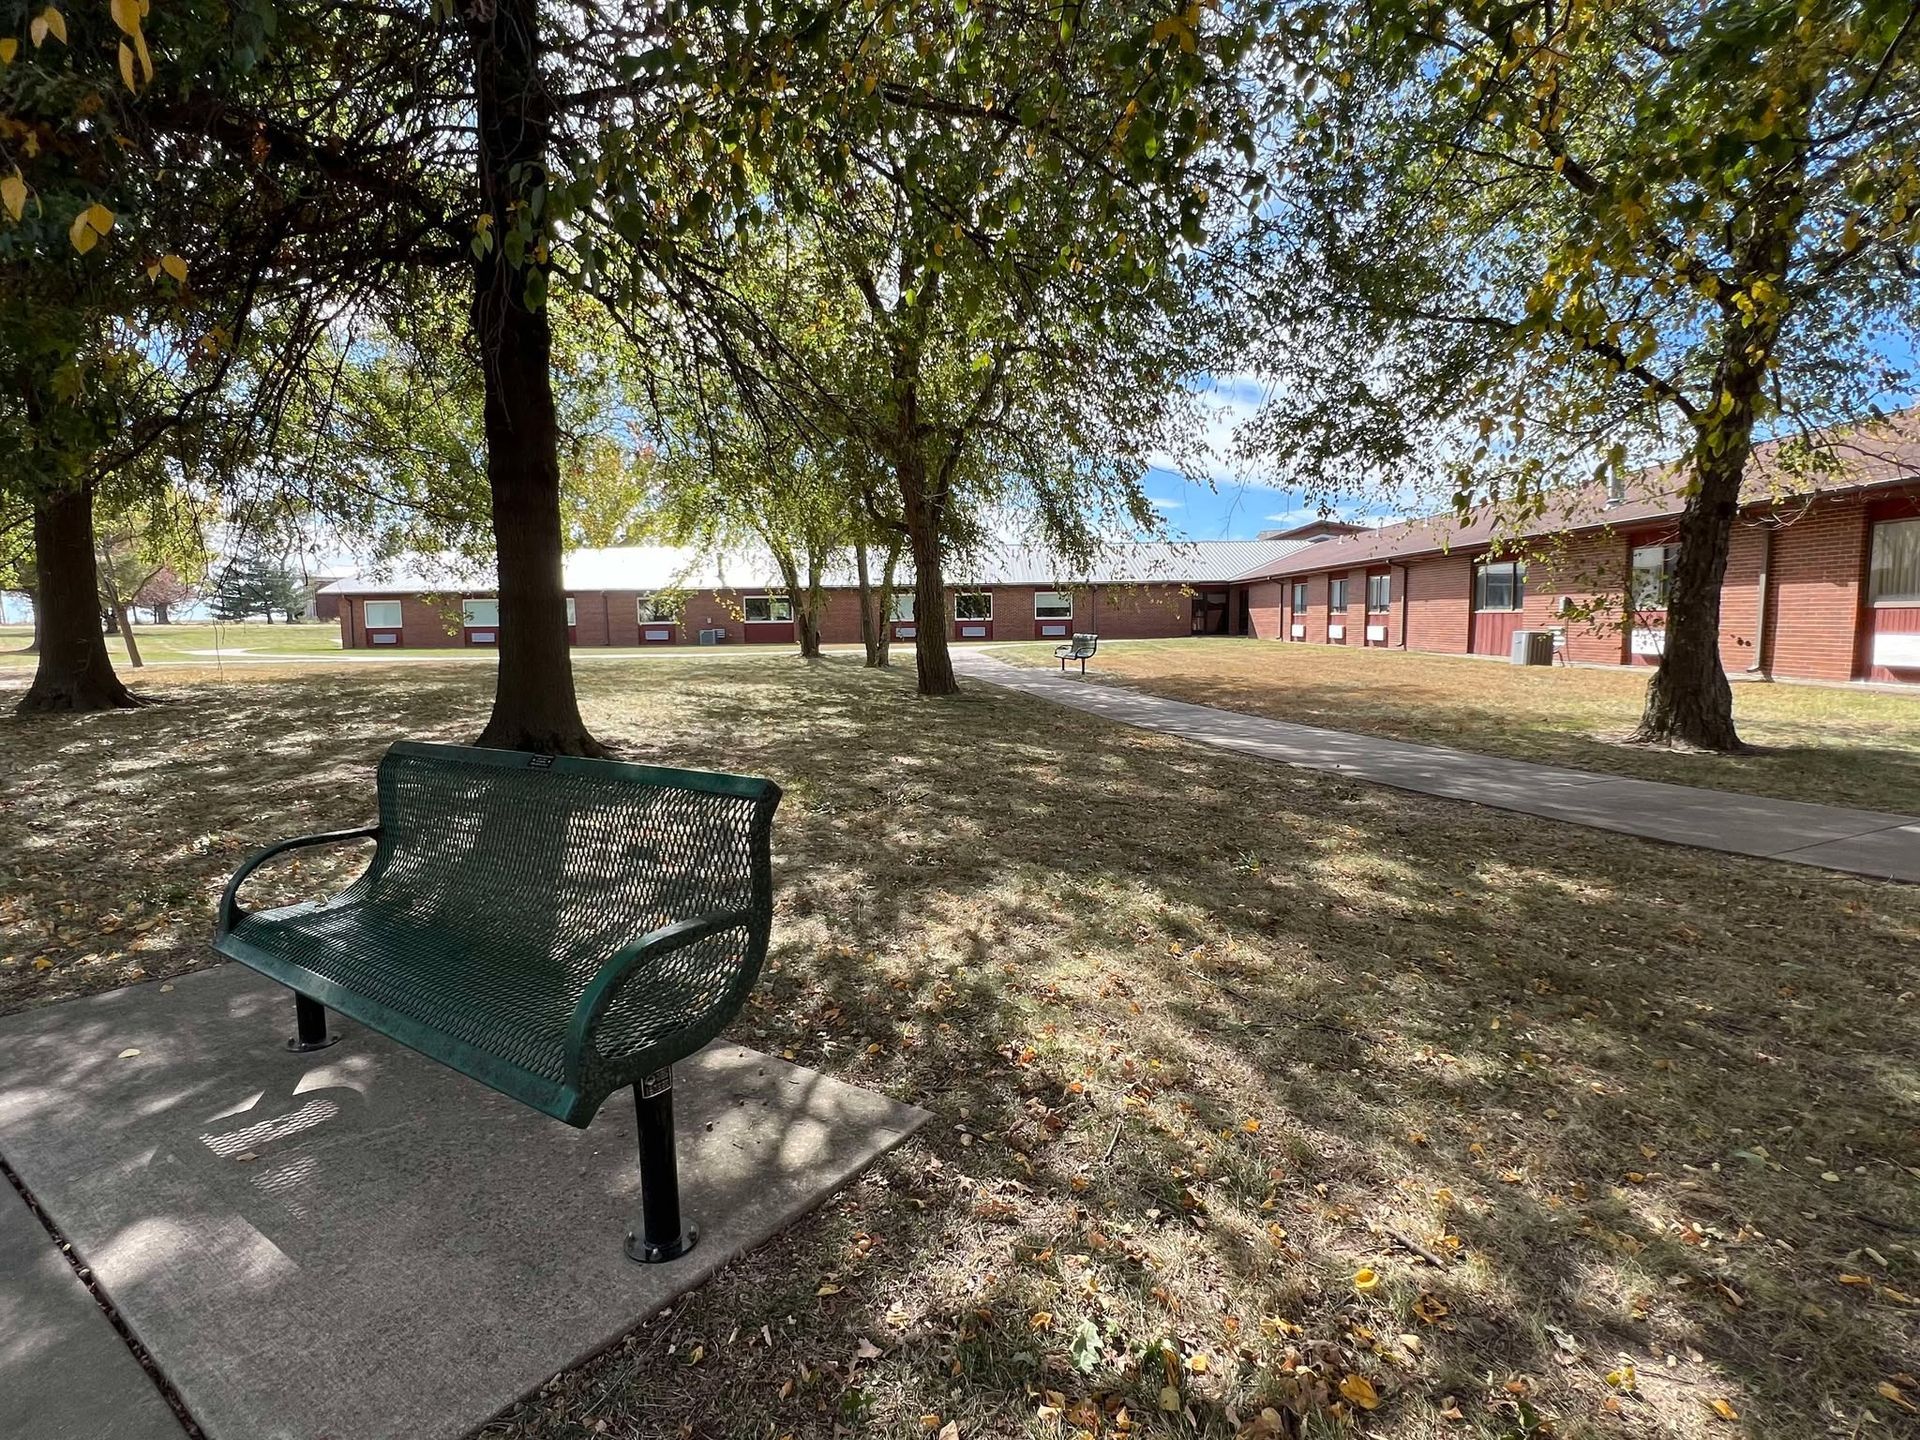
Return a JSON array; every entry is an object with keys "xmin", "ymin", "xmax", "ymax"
[
  {"xmin": 1744, "ymin": 526, "xmax": 1773, "ymax": 677},
  {"xmin": 1396, "ymin": 564, "xmax": 1410, "ymax": 648}
]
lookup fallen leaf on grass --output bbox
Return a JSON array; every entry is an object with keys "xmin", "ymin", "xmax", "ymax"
[
  {"xmin": 1708, "ymin": 1397, "xmax": 1738, "ymax": 1421},
  {"xmin": 1158, "ymin": 1385, "xmax": 1181, "ymax": 1412},
  {"xmin": 1339, "ymin": 1374, "xmax": 1381, "ymax": 1410},
  {"xmin": 117, "ymin": 1047, "xmax": 140, "ymax": 1058},
  {"xmin": 1878, "ymin": 1381, "xmax": 1915, "ymax": 1413},
  {"xmin": 1352, "ymin": 1267, "xmax": 1381, "ymax": 1293},
  {"xmin": 815, "ymin": 1283, "xmax": 842, "ymax": 1296}
]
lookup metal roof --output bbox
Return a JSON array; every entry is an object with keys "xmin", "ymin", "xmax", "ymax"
[{"xmin": 318, "ymin": 538, "xmax": 1316, "ymax": 596}]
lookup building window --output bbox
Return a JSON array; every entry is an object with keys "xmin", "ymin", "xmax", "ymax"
[
  {"xmin": 1034, "ymin": 590, "xmax": 1072, "ymax": 620},
  {"xmin": 364, "ymin": 600, "xmax": 403, "ymax": 629},
  {"xmin": 564, "ymin": 597, "xmax": 577, "ymax": 627},
  {"xmin": 462, "ymin": 597, "xmax": 500, "ymax": 628},
  {"xmin": 1472, "ymin": 560, "xmax": 1524, "ymax": 612},
  {"xmin": 1366, "ymin": 573, "xmax": 1391, "ymax": 612},
  {"xmin": 1291, "ymin": 581, "xmax": 1308, "ymax": 613},
  {"xmin": 743, "ymin": 595, "xmax": 793, "ymax": 623},
  {"xmin": 1629, "ymin": 544, "xmax": 1678, "ymax": 610},
  {"xmin": 638, "ymin": 593, "xmax": 680, "ymax": 623},
  {"xmin": 954, "ymin": 591, "xmax": 992, "ymax": 621},
  {"xmin": 1870, "ymin": 518, "xmax": 1920, "ymax": 603},
  {"xmin": 888, "ymin": 592, "xmax": 916, "ymax": 622},
  {"xmin": 1328, "ymin": 577, "xmax": 1348, "ymax": 611}
]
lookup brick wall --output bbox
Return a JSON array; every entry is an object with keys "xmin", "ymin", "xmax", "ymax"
[
  {"xmin": 1088, "ymin": 583, "xmax": 1193, "ymax": 639},
  {"xmin": 1247, "ymin": 580, "xmax": 1285, "ymax": 640},
  {"xmin": 1403, "ymin": 553, "xmax": 1472, "ymax": 653},
  {"xmin": 1769, "ymin": 498, "xmax": 1871, "ymax": 681},
  {"xmin": 1525, "ymin": 531, "xmax": 1628, "ymax": 664}
]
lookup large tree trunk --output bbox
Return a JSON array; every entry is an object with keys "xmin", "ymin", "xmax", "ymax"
[
  {"xmin": 26, "ymin": 585, "xmax": 41, "ymax": 653},
  {"xmin": 17, "ymin": 482, "xmax": 143, "ymax": 713},
  {"xmin": 775, "ymin": 553, "xmax": 824, "ymax": 658},
  {"xmin": 897, "ymin": 448, "xmax": 958, "ymax": 697},
  {"xmin": 466, "ymin": 0, "xmax": 600, "ymax": 756},
  {"xmin": 1633, "ymin": 447, "xmax": 1743, "ymax": 751}
]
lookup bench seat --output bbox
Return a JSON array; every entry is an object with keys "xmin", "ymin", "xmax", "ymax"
[{"xmin": 213, "ymin": 742, "xmax": 780, "ymax": 1130}]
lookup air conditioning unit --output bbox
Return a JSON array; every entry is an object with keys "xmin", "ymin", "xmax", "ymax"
[
  {"xmin": 1327, "ymin": 624, "xmax": 1345, "ymax": 640},
  {"xmin": 1509, "ymin": 629, "xmax": 1555, "ymax": 665},
  {"xmin": 1365, "ymin": 624, "xmax": 1388, "ymax": 643},
  {"xmin": 1289, "ymin": 624, "xmax": 1305, "ymax": 640},
  {"xmin": 698, "ymin": 627, "xmax": 727, "ymax": 646}
]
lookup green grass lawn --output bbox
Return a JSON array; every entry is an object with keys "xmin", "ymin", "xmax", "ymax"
[
  {"xmin": 3, "ymin": 656, "xmax": 1915, "ymax": 1439},
  {"xmin": 989, "ymin": 636, "xmax": 1920, "ymax": 813},
  {"xmin": 0, "ymin": 620, "xmax": 346, "ymax": 666}
]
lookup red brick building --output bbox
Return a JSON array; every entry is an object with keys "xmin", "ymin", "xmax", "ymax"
[
  {"xmin": 320, "ymin": 540, "xmax": 1313, "ymax": 651},
  {"xmin": 1239, "ymin": 413, "xmax": 1920, "ymax": 685}
]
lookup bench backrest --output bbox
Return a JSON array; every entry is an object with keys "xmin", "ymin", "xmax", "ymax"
[
  {"xmin": 1069, "ymin": 633, "xmax": 1098, "ymax": 656},
  {"xmin": 369, "ymin": 742, "xmax": 780, "ymax": 960}
]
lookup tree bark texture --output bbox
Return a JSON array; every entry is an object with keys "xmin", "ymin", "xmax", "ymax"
[
  {"xmin": 898, "ymin": 444, "xmax": 958, "ymax": 696},
  {"xmin": 17, "ymin": 481, "xmax": 143, "ymax": 713},
  {"xmin": 466, "ymin": 0, "xmax": 601, "ymax": 756}
]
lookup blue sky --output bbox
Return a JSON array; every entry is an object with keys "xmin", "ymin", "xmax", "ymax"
[{"xmin": 1140, "ymin": 374, "xmax": 1398, "ymax": 540}]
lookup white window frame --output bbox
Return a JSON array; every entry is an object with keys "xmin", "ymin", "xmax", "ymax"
[
  {"xmin": 1366, "ymin": 572, "xmax": 1391, "ymax": 613},
  {"xmin": 1033, "ymin": 590, "xmax": 1073, "ymax": 620},
  {"xmin": 564, "ymin": 597, "xmax": 577, "ymax": 627},
  {"xmin": 363, "ymin": 600, "xmax": 403, "ymax": 630},
  {"xmin": 887, "ymin": 592, "xmax": 915, "ymax": 623},
  {"xmin": 743, "ymin": 594, "xmax": 793, "ymax": 624},
  {"xmin": 1869, "ymin": 518, "xmax": 1920, "ymax": 604},
  {"xmin": 461, "ymin": 597, "xmax": 500, "ymax": 628},
  {"xmin": 1630, "ymin": 543, "xmax": 1678, "ymax": 611},
  {"xmin": 954, "ymin": 591, "xmax": 993, "ymax": 621},
  {"xmin": 1290, "ymin": 581, "xmax": 1308, "ymax": 614},
  {"xmin": 1328, "ymin": 577, "xmax": 1348, "ymax": 612},
  {"xmin": 637, "ymin": 593, "xmax": 680, "ymax": 623}
]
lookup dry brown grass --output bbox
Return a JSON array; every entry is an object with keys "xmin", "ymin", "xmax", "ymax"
[
  {"xmin": 2, "ymin": 657, "xmax": 1917, "ymax": 1440},
  {"xmin": 990, "ymin": 638, "xmax": 1920, "ymax": 814}
]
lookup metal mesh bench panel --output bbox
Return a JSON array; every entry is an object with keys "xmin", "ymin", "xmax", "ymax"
[{"xmin": 220, "ymin": 742, "xmax": 778, "ymax": 1125}]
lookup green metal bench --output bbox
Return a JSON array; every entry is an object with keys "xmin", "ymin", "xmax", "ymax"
[
  {"xmin": 1054, "ymin": 632, "xmax": 1099, "ymax": 674},
  {"xmin": 212, "ymin": 740, "xmax": 781, "ymax": 1263}
]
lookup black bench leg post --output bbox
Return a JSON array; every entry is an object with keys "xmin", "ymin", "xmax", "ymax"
[
  {"xmin": 625, "ymin": 1067, "xmax": 697, "ymax": 1264},
  {"xmin": 287, "ymin": 993, "xmax": 338, "ymax": 1054}
]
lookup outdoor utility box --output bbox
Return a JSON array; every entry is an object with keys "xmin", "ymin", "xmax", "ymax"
[
  {"xmin": 698, "ymin": 627, "xmax": 727, "ymax": 645},
  {"xmin": 1510, "ymin": 629, "xmax": 1555, "ymax": 666}
]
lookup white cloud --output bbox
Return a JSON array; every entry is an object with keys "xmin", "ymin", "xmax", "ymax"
[
  {"xmin": 1149, "ymin": 497, "xmax": 1184, "ymax": 511},
  {"xmin": 1144, "ymin": 372, "xmax": 1272, "ymax": 485}
]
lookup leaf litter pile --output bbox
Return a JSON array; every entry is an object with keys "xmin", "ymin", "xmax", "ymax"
[{"xmin": 2, "ymin": 658, "xmax": 1916, "ymax": 1439}]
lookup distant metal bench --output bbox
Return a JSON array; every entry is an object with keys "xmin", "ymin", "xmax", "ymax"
[
  {"xmin": 1054, "ymin": 632, "xmax": 1099, "ymax": 674},
  {"xmin": 213, "ymin": 740, "xmax": 780, "ymax": 1263}
]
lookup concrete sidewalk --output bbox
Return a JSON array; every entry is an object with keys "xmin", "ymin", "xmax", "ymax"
[
  {"xmin": 955, "ymin": 651, "xmax": 1920, "ymax": 883},
  {"xmin": 0, "ymin": 966, "xmax": 929, "ymax": 1440}
]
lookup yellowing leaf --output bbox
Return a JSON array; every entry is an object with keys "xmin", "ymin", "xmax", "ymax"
[
  {"xmin": 1339, "ymin": 1374, "xmax": 1381, "ymax": 1410},
  {"xmin": 1186, "ymin": 1352, "xmax": 1209, "ymax": 1374},
  {"xmin": 31, "ymin": 955, "xmax": 53, "ymax": 971},
  {"xmin": 33, "ymin": 6, "xmax": 66, "ymax": 44},
  {"xmin": 116, "ymin": 1047, "xmax": 140, "ymax": 1058},
  {"xmin": 1352, "ymin": 1267, "xmax": 1381, "ymax": 1293},
  {"xmin": 1157, "ymin": 1385, "xmax": 1181, "ymax": 1412},
  {"xmin": 109, "ymin": 0, "xmax": 141, "ymax": 34},
  {"xmin": 160, "ymin": 253, "xmax": 187, "ymax": 284},
  {"xmin": 0, "ymin": 37, "xmax": 18, "ymax": 62},
  {"xmin": 118, "ymin": 39, "xmax": 136, "ymax": 91},
  {"xmin": 815, "ymin": 1283, "xmax": 841, "ymax": 1296},
  {"xmin": 1708, "ymin": 1397, "xmax": 1738, "ymax": 1421},
  {"xmin": 1, "ymin": 171, "xmax": 25, "ymax": 223},
  {"xmin": 84, "ymin": 202, "xmax": 113, "ymax": 233}
]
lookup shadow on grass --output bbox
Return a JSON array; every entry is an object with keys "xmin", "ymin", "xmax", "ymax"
[{"xmin": 3, "ymin": 655, "xmax": 1916, "ymax": 1438}]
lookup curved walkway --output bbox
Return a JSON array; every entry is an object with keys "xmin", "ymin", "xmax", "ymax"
[{"xmin": 954, "ymin": 651, "xmax": 1920, "ymax": 883}]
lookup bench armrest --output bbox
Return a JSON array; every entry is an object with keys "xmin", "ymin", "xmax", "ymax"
[
  {"xmin": 564, "ymin": 907, "xmax": 757, "ymax": 1087},
  {"xmin": 215, "ymin": 826, "xmax": 382, "ymax": 938}
]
